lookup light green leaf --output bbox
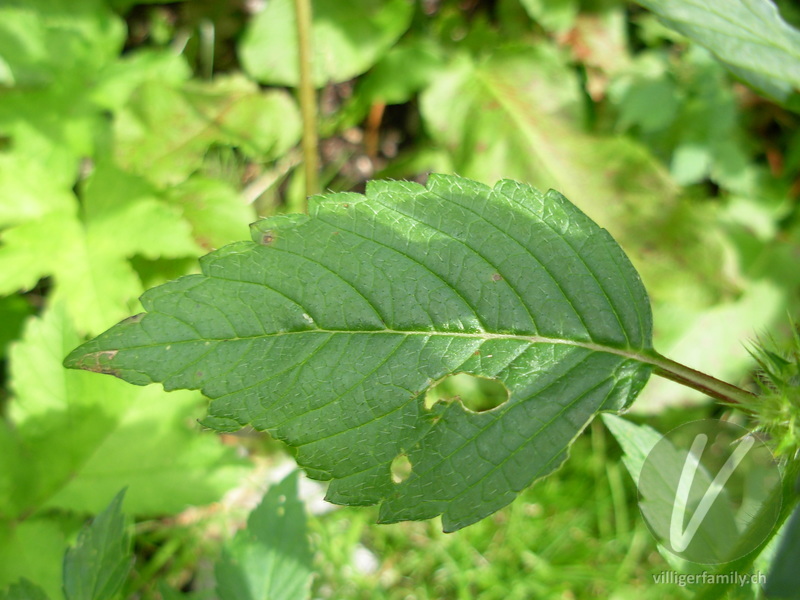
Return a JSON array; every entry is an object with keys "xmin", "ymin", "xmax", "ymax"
[
  {"xmin": 62, "ymin": 490, "xmax": 131, "ymax": 600},
  {"xmin": 216, "ymin": 472, "xmax": 313, "ymax": 600},
  {"xmin": 0, "ymin": 0, "xmax": 124, "ymax": 87},
  {"xmin": 66, "ymin": 174, "xmax": 654, "ymax": 531},
  {"xmin": 239, "ymin": 0, "xmax": 414, "ymax": 87},
  {"xmin": 5, "ymin": 304, "xmax": 247, "ymax": 517},
  {"xmin": 0, "ymin": 151, "xmax": 75, "ymax": 229},
  {"xmin": 0, "ymin": 579, "xmax": 51, "ymax": 600},
  {"xmin": 419, "ymin": 46, "xmax": 677, "ymax": 246},
  {"xmin": 635, "ymin": 281, "xmax": 784, "ymax": 413},
  {"xmin": 115, "ymin": 75, "xmax": 301, "ymax": 186},
  {"xmin": 89, "ymin": 49, "xmax": 192, "ymax": 112},
  {"xmin": 0, "ymin": 161, "xmax": 201, "ymax": 334},
  {"xmin": 520, "ymin": 0, "xmax": 580, "ymax": 32},
  {"xmin": 0, "ymin": 517, "xmax": 77, "ymax": 600},
  {"xmin": 604, "ymin": 414, "xmax": 741, "ymax": 564},
  {"xmin": 166, "ymin": 177, "xmax": 256, "ymax": 250},
  {"xmin": 0, "ymin": 207, "xmax": 143, "ymax": 335},
  {"xmin": 600, "ymin": 413, "xmax": 661, "ymax": 485},
  {"xmin": 633, "ymin": 0, "xmax": 800, "ymax": 107}
]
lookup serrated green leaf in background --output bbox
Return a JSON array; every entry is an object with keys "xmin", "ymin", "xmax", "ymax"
[
  {"xmin": 0, "ymin": 579, "xmax": 50, "ymax": 600},
  {"xmin": 62, "ymin": 490, "xmax": 131, "ymax": 600},
  {"xmin": 419, "ymin": 45, "xmax": 677, "ymax": 246},
  {"xmin": 238, "ymin": 0, "xmax": 414, "ymax": 88},
  {"xmin": 166, "ymin": 177, "xmax": 256, "ymax": 250},
  {"xmin": 66, "ymin": 174, "xmax": 656, "ymax": 531},
  {"xmin": 0, "ymin": 0, "xmax": 125, "ymax": 191},
  {"xmin": 0, "ymin": 0, "xmax": 123, "ymax": 87},
  {"xmin": 3, "ymin": 303, "xmax": 247, "ymax": 519},
  {"xmin": 609, "ymin": 46, "xmax": 752, "ymax": 188},
  {"xmin": 216, "ymin": 472, "xmax": 313, "ymax": 600},
  {"xmin": 0, "ymin": 163, "xmax": 200, "ymax": 334},
  {"xmin": 114, "ymin": 75, "xmax": 301, "ymax": 186},
  {"xmin": 632, "ymin": 0, "xmax": 800, "ymax": 109},
  {"xmin": 0, "ymin": 1, "xmax": 212, "ymax": 336}
]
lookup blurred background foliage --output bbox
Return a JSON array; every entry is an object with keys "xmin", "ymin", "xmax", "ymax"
[{"xmin": 0, "ymin": 0, "xmax": 799, "ymax": 598}]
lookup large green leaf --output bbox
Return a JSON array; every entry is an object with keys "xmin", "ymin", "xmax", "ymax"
[
  {"xmin": 633, "ymin": 0, "xmax": 800, "ymax": 108},
  {"xmin": 65, "ymin": 175, "xmax": 654, "ymax": 531}
]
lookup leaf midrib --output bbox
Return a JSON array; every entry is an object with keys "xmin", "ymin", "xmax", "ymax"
[{"xmin": 95, "ymin": 326, "xmax": 657, "ymax": 367}]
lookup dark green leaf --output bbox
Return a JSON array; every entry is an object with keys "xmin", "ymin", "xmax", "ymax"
[
  {"xmin": 0, "ymin": 579, "xmax": 50, "ymax": 600},
  {"xmin": 65, "ymin": 175, "xmax": 654, "ymax": 531},
  {"xmin": 216, "ymin": 472, "xmax": 313, "ymax": 600},
  {"xmin": 765, "ymin": 499, "xmax": 800, "ymax": 598},
  {"xmin": 62, "ymin": 490, "xmax": 132, "ymax": 600}
]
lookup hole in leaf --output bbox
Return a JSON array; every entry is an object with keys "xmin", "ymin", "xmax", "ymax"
[
  {"xmin": 390, "ymin": 454, "xmax": 412, "ymax": 483},
  {"xmin": 424, "ymin": 373, "xmax": 509, "ymax": 413}
]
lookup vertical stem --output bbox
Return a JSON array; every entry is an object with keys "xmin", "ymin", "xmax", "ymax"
[
  {"xmin": 295, "ymin": 0, "xmax": 319, "ymax": 203},
  {"xmin": 198, "ymin": 19, "xmax": 215, "ymax": 80}
]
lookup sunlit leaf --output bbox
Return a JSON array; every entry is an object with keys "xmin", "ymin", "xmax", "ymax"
[
  {"xmin": 5, "ymin": 304, "xmax": 247, "ymax": 517},
  {"xmin": 66, "ymin": 175, "xmax": 654, "ymax": 531}
]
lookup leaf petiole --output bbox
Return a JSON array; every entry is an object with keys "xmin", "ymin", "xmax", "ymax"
[{"xmin": 645, "ymin": 352, "xmax": 758, "ymax": 407}]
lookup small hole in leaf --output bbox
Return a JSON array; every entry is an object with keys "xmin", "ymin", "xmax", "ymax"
[
  {"xmin": 390, "ymin": 454, "xmax": 412, "ymax": 483},
  {"xmin": 424, "ymin": 373, "xmax": 509, "ymax": 413}
]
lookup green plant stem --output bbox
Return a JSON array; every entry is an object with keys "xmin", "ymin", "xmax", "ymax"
[
  {"xmin": 645, "ymin": 351, "xmax": 758, "ymax": 406},
  {"xmin": 294, "ymin": 0, "xmax": 319, "ymax": 201}
]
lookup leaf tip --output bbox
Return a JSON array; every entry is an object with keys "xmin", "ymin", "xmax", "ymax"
[{"xmin": 63, "ymin": 348, "xmax": 121, "ymax": 377}]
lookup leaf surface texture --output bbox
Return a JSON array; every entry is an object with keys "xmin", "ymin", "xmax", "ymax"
[{"xmin": 66, "ymin": 175, "xmax": 654, "ymax": 530}]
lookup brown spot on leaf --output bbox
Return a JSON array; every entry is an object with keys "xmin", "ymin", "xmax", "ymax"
[
  {"xmin": 81, "ymin": 350, "xmax": 119, "ymax": 376},
  {"xmin": 342, "ymin": 203, "xmax": 349, "ymax": 208},
  {"xmin": 260, "ymin": 231, "xmax": 275, "ymax": 245},
  {"xmin": 491, "ymin": 273, "xmax": 503, "ymax": 281},
  {"xmin": 121, "ymin": 313, "xmax": 145, "ymax": 324}
]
